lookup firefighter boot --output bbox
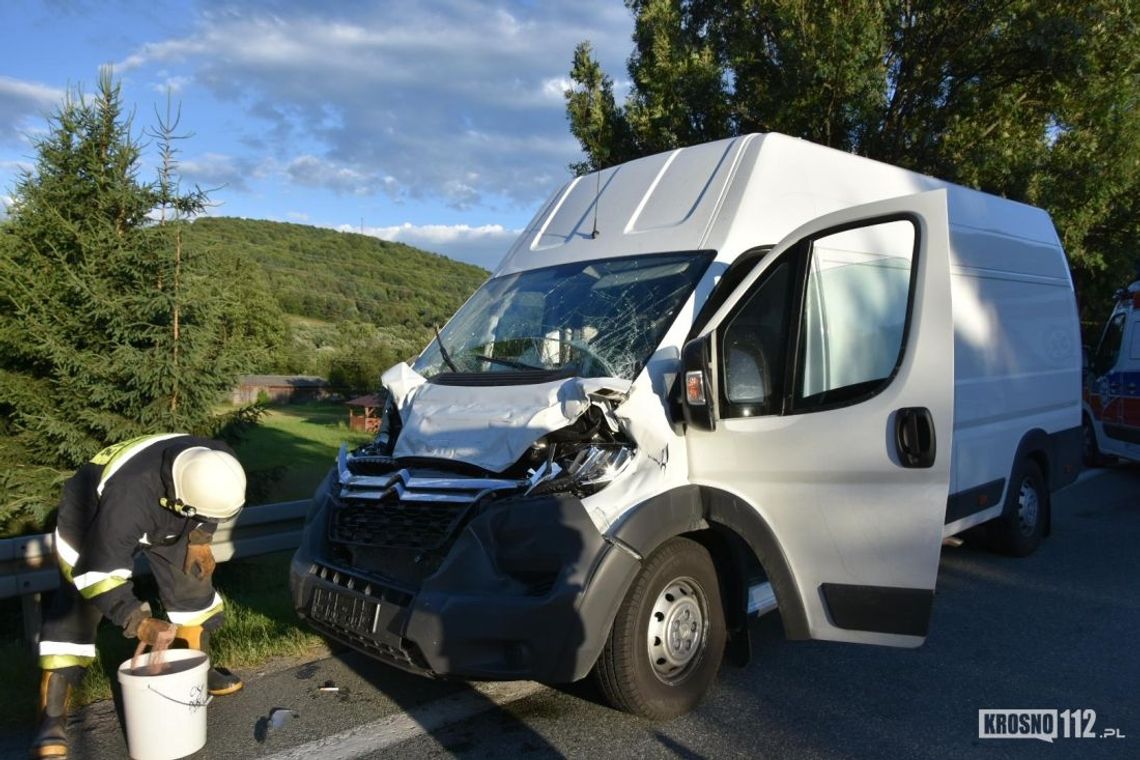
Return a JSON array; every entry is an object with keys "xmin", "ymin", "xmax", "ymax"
[
  {"xmin": 175, "ymin": 625, "xmax": 243, "ymax": 696},
  {"xmin": 30, "ymin": 667, "xmax": 81, "ymax": 759}
]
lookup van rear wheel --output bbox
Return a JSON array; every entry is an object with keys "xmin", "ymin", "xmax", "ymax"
[
  {"xmin": 1082, "ymin": 414, "xmax": 1110, "ymax": 467},
  {"xmin": 988, "ymin": 459, "xmax": 1047, "ymax": 557},
  {"xmin": 593, "ymin": 537, "xmax": 725, "ymax": 720}
]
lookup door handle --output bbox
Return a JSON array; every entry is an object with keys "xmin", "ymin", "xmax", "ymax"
[{"xmin": 895, "ymin": 407, "xmax": 936, "ymax": 469}]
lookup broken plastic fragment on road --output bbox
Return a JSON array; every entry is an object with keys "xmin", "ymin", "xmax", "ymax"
[
  {"xmin": 269, "ymin": 708, "xmax": 299, "ymax": 730},
  {"xmin": 256, "ymin": 707, "xmax": 301, "ymax": 742}
]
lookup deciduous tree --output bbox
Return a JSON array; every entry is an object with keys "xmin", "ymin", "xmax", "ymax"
[{"xmin": 566, "ymin": 1, "xmax": 1140, "ymax": 321}]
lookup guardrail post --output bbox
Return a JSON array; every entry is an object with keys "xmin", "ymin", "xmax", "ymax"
[{"xmin": 22, "ymin": 592, "xmax": 41, "ymax": 650}]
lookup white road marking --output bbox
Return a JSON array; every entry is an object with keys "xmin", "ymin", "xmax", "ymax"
[{"xmin": 260, "ymin": 680, "xmax": 547, "ymax": 760}]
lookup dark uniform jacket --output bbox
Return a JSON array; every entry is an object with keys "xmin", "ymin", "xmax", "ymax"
[{"xmin": 54, "ymin": 434, "xmax": 231, "ymax": 629}]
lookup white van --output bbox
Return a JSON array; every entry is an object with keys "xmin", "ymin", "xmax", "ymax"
[
  {"xmin": 1083, "ymin": 281, "xmax": 1140, "ymax": 463},
  {"xmin": 291, "ymin": 133, "xmax": 1082, "ymax": 719}
]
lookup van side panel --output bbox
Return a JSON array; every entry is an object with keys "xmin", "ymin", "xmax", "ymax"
[{"xmin": 945, "ymin": 225, "xmax": 1081, "ymax": 533}]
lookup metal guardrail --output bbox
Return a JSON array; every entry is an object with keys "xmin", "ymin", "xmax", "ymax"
[{"xmin": 0, "ymin": 500, "xmax": 310, "ymax": 601}]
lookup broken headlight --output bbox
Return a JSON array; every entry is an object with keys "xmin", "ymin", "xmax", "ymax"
[
  {"xmin": 567, "ymin": 445, "xmax": 635, "ymax": 486},
  {"xmin": 529, "ymin": 444, "xmax": 635, "ymax": 497}
]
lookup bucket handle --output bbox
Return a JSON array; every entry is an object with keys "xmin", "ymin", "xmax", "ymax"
[{"xmin": 146, "ymin": 685, "xmax": 213, "ymax": 711}]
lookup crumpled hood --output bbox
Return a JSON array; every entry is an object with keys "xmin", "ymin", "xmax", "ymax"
[{"xmin": 381, "ymin": 363, "xmax": 667, "ymax": 473}]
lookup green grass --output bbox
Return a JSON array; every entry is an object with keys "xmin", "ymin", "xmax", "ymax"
[
  {"xmin": 232, "ymin": 401, "xmax": 374, "ymax": 504},
  {"xmin": 0, "ymin": 552, "xmax": 323, "ymax": 728}
]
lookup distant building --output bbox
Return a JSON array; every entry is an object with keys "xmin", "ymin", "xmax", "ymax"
[
  {"xmin": 233, "ymin": 375, "xmax": 332, "ymax": 405},
  {"xmin": 346, "ymin": 393, "xmax": 386, "ymax": 433}
]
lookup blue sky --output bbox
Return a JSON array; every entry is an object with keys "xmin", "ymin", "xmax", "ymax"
[{"xmin": 0, "ymin": 0, "xmax": 633, "ymax": 269}]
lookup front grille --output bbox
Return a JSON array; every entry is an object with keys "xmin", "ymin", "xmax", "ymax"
[
  {"xmin": 327, "ymin": 445, "xmax": 532, "ymax": 552},
  {"xmin": 331, "ymin": 500, "xmax": 467, "ymax": 551}
]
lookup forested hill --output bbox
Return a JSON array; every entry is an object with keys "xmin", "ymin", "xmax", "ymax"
[{"xmin": 184, "ymin": 217, "xmax": 488, "ymax": 327}]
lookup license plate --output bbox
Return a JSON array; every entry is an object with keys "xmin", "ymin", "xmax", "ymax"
[{"xmin": 311, "ymin": 587, "xmax": 379, "ymax": 634}]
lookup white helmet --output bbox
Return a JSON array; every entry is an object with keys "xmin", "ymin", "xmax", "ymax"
[{"xmin": 171, "ymin": 447, "xmax": 247, "ymax": 520}]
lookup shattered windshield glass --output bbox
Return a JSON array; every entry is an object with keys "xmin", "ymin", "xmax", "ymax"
[{"xmin": 415, "ymin": 252, "xmax": 712, "ymax": 381}]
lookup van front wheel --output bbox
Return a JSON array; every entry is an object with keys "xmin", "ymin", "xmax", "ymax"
[{"xmin": 593, "ymin": 537, "xmax": 726, "ymax": 720}]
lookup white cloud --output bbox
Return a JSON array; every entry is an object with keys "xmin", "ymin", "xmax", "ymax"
[
  {"xmin": 176, "ymin": 152, "xmax": 256, "ymax": 191},
  {"xmin": 118, "ymin": 1, "xmax": 633, "ymax": 209},
  {"xmin": 0, "ymin": 159, "xmax": 33, "ymax": 173},
  {"xmin": 0, "ymin": 76, "xmax": 64, "ymax": 144},
  {"xmin": 338, "ymin": 221, "xmax": 520, "ymax": 270},
  {"xmin": 541, "ymin": 77, "xmax": 573, "ymax": 103},
  {"xmin": 152, "ymin": 75, "xmax": 191, "ymax": 95},
  {"xmin": 286, "ymin": 154, "xmax": 398, "ymax": 197}
]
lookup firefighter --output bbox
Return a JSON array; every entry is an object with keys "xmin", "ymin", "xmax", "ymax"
[{"xmin": 31, "ymin": 434, "xmax": 248, "ymax": 759}]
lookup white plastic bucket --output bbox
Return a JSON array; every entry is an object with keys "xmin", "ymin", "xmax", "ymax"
[{"xmin": 117, "ymin": 649, "xmax": 211, "ymax": 760}]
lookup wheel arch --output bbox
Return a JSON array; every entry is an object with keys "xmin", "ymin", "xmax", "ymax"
[{"xmin": 606, "ymin": 485, "xmax": 811, "ymax": 652}]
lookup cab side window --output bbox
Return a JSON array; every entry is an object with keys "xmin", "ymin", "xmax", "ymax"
[
  {"xmin": 793, "ymin": 220, "xmax": 916, "ymax": 410},
  {"xmin": 717, "ymin": 217, "xmax": 917, "ymax": 418}
]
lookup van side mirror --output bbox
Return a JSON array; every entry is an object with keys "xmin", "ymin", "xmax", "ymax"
[{"xmin": 681, "ymin": 334, "xmax": 717, "ymax": 431}]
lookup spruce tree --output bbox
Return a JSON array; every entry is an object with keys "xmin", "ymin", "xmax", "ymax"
[{"xmin": 0, "ymin": 69, "xmax": 282, "ymax": 533}]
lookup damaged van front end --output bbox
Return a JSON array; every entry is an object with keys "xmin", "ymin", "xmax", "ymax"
[{"xmin": 290, "ymin": 251, "xmax": 711, "ymax": 682}]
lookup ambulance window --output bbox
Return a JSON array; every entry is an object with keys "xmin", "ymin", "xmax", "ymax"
[
  {"xmin": 1093, "ymin": 312, "xmax": 1125, "ymax": 375},
  {"xmin": 1128, "ymin": 320, "xmax": 1140, "ymax": 360},
  {"xmin": 793, "ymin": 219, "xmax": 916, "ymax": 410}
]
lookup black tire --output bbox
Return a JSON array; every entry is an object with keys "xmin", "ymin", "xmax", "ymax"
[
  {"xmin": 988, "ymin": 458, "xmax": 1048, "ymax": 557},
  {"xmin": 593, "ymin": 537, "xmax": 726, "ymax": 720},
  {"xmin": 1082, "ymin": 413, "xmax": 1110, "ymax": 467}
]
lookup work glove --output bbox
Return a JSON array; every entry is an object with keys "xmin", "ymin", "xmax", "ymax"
[
  {"xmin": 183, "ymin": 527, "xmax": 217, "ymax": 580},
  {"xmin": 122, "ymin": 603, "xmax": 178, "ymax": 648},
  {"xmin": 136, "ymin": 618, "xmax": 179, "ymax": 649}
]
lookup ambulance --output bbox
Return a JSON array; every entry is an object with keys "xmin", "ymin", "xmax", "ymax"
[
  {"xmin": 1083, "ymin": 280, "xmax": 1140, "ymax": 463},
  {"xmin": 291, "ymin": 133, "xmax": 1082, "ymax": 719}
]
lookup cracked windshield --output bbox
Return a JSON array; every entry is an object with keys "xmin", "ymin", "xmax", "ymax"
[{"xmin": 416, "ymin": 252, "xmax": 712, "ymax": 381}]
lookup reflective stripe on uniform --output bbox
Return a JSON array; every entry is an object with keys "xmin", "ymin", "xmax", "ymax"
[
  {"xmin": 53, "ymin": 529, "xmax": 80, "ymax": 567},
  {"xmin": 72, "ymin": 568, "xmax": 132, "ymax": 599},
  {"xmin": 166, "ymin": 592, "xmax": 224, "ymax": 626},
  {"xmin": 55, "ymin": 529, "xmax": 79, "ymax": 583},
  {"xmin": 93, "ymin": 433, "xmax": 185, "ymax": 496},
  {"xmin": 39, "ymin": 641, "xmax": 97, "ymax": 658},
  {"xmin": 39, "ymin": 654, "xmax": 97, "ymax": 670}
]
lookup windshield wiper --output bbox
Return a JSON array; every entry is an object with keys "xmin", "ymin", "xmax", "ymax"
[
  {"xmin": 473, "ymin": 354, "xmax": 543, "ymax": 371},
  {"xmin": 434, "ymin": 325, "xmax": 460, "ymax": 373}
]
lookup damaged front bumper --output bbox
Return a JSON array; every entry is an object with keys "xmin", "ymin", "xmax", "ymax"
[{"xmin": 290, "ymin": 469, "xmax": 640, "ymax": 683}]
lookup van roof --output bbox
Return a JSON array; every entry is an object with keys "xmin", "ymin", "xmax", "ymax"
[{"xmin": 495, "ymin": 133, "xmax": 1061, "ymax": 277}]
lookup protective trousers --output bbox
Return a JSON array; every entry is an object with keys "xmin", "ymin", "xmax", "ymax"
[{"xmin": 38, "ymin": 536, "xmax": 224, "ymax": 671}]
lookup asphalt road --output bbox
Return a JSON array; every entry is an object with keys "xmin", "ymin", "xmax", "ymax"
[{"xmin": 3, "ymin": 466, "xmax": 1137, "ymax": 760}]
